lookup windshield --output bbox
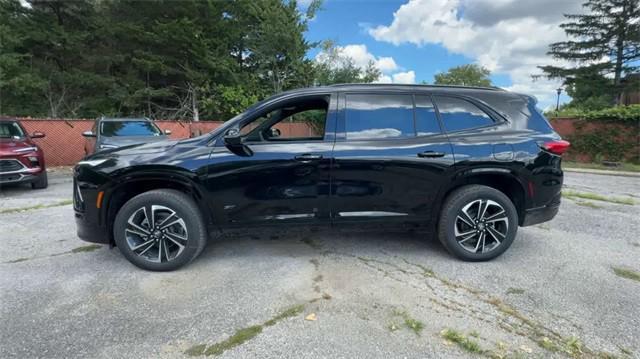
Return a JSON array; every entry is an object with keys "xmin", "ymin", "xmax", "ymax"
[
  {"xmin": 100, "ymin": 121, "xmax": 162, "ymax": 137},
  {"xmin": 0, "ymin": 122, "xmax": 25, "ymax": 138}
]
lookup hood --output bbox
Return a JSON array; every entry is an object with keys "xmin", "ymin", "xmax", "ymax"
[
  {"xmin": 0, "ymin": 137, "xmax": 36, "ymax": 157},
  {"xmin": 91, "ymin": 137, "xmax": 179, "ymax": 159}
]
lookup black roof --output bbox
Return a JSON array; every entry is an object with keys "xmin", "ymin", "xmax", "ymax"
[
  {"xmin": 328, "ymin": 83, "xmax": 505, "ymax": 92},
  {"xmin": 274, "ymin": 83, "xmax": 509, "ymax": 98}
]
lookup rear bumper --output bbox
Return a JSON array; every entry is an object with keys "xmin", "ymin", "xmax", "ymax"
[{"xmin": 521, "ymin": 202, "xmax": 560, "ymax": 226}]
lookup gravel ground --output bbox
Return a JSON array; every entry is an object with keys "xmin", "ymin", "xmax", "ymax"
[{"xmin": 0, "ymin": 170, "xmax": 639, "ymax": 358}]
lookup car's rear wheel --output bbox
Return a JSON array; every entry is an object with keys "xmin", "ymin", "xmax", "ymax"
[
  {"xmin": 438, "ymin": 185, "xmax": 518, "ymax": 261},
  {"xmin": 31, "ymin": 172, "xmax": 48, "ymax": 189},
  {"xmin": 113, "ymin": 189, "xmax": 207, "ymax": 271}
]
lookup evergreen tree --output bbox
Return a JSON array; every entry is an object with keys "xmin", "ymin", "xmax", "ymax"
[{"xmin": 540, "ymin": 0, "xmax": 640, "ymax": 103}]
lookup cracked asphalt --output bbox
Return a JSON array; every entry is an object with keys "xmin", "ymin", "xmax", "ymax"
[{"xmin": 1, "ymin": 169, "xmax": 639, "ymax": 358}]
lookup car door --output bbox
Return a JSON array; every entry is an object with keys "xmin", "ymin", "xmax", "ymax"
[
  {"xmin": 205, "ymin": 93, "xmax": 337, "ymax": 227},
  {"xmin": 330, "ymin": 92, "xmax": 455, "ymax": 226}
]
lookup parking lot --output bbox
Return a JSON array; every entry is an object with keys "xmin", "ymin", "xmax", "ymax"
[{"xmin": 1, "ymin": 169, "xmax": 639, "ymax": 358}]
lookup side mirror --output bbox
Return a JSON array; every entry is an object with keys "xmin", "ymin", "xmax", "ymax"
[
  {"xmin": 223, "ymin": 129, "xmax": 253, "ymax": 157},
  {"xmin": 164, "ymin": 129, "xmax": 172, "ymax": 135},
  {"xmin": 268, "ymin": 128, "xmax": 281, "ymax": 138},
  {"xmin": 31, "ymin": 131, "xmax": 45, "ymax": 139},
  {"xmin": 82, "ymin": 131, "xmax": 96, "ymax": 138}
]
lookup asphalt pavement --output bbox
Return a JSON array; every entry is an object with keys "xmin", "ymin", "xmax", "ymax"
[{"xmin": 1, "ymin": 169, "xmax": 638, "ymax": 358}]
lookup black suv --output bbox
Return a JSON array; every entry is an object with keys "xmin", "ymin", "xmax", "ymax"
[{"xmin": 74, "ymin": 84, "xmax": 568, "ymax": 271}]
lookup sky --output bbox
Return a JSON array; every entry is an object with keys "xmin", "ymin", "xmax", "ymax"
[{"xmin": 303, "ymin": 0, "xmax": 586, "ymax": 109}]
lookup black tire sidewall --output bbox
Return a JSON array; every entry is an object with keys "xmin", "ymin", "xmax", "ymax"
[
  {"xmin": 113, "ymin": 189, "xmax": 206, "ymax": 271},
  {"xmin": 439, "ymin": 185, "xmax": 518, "ymax": 261}
]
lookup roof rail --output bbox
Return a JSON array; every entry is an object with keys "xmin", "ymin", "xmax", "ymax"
[{"xmin": 327, "ymin": 83, "xmax": 505, "ymax": 91}]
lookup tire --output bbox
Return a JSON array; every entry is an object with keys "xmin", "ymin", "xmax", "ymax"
[
  {"xmin": 31, "ymin": 172, "xmax": 48, "ymax": 189},
  {"xmin": 113, "ymin": 189, "xmax": 207, "ymax": 271},
  {"xmin": 437, "ymin": 185, "xmax": 518, "ymax": 261}
]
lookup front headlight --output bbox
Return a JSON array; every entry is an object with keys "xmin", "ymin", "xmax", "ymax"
[
  {"xmin": 77, "ymin": 158, "xmax": 109, "ymax": 167},
  {"xmin": 14, "ymin": 146, "xmax": 38, "ymax": 153}
]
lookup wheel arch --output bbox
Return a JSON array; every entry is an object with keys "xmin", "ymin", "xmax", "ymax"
[
  {"xmin": 435, "ymin": 168, "xmax": 529, "ymax": 226},
  {"xmin": 103, "ymin": 170, "xmax": 213, "ymax": 244}
]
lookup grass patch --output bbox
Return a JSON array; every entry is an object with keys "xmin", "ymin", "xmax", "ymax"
[
  {"xmin": 564, "ymin": 337, "xmax": 583, "ymax": 356},
  {"xmin": 186, "ymin": 304, "xmax": 305, "ymax": 356},
  {"xmin": 506, "ymin": 287, "xmax": 525, "ymax": 295},
  {"xmin": 564, "ymin": 161, "xmax": 640, "ymax": 173},
  {"xmin": 563, "ymin": 190, "xmax": 635, "ymax": 205},
  {"xmin": 612, "ymin": 266, "xmax": 640, "ymax": 282},
  {"xmin": 538, "ymin": 337, "xmax": 560, "ymax": 352},
  {"xmin": 264, "ymin": 304, "xmax": 305, "ymax": 326},
  {"xmin": 441, "ymin": 328, "xmax": 483, "ymax": 354},
  {"xmin": 574, "ymin": 200, "xmax": 603, "ymax": 209},
  {"xmin": 0, "ymin": 199, "xmax": 73, "ymax": 214},
  {"xmin": 203, "ymin": 326, "xmax": 263, "ymax": 356},
  {"xmin": 71, "ymin": 244, "xmax": 102, "ymax": 253},
  {"xmin": 392, "ymin": 309, "xmax": 424, "ymax": 335},
  {"xmin": 184, "ymin": 344, "xmax": 207, "ymax": 356}
]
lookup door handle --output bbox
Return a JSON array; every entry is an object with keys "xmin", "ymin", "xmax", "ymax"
[
  {"xmin": 294, "ymin": 153, "xmax": 323, "ymax": 162},
  {"xmin": 417, "ymin": 151, "xmax": 446, "ymax": 158}
]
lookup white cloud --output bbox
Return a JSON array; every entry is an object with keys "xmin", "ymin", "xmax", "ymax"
[
  {"xmin": 316, "ymin": 44, "xmax": 415, "ymax": 84},
  {"xmin": 340, "ymin": 44, "xmax": 399, "ymax": 73},
  {"xmin": 369, "ymin": 0, "xmax": 584, "ymax": 107},
  {"xmin": 392, "ymin": 71, "xmax": 416, "ymax": 84}
]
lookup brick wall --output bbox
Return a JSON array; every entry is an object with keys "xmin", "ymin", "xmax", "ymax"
[{"xmin": 549, "ymin": 117, "xmax": 639, "ymax": 163}]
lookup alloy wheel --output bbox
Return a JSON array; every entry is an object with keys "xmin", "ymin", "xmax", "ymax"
[
  {"xmin": 125, "ymin": 205, "xmax": 188, "ymax": 263},
  {"xmin": 454, "ymin": 199, "xmax": 508, "ymax": 254}
]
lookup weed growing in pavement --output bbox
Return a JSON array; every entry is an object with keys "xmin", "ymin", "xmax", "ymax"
[
  {"xmin": 562, "ymin": 190, "xmax": 634, "ymax": 205},
  {"xmin": 391, "ymin": 309, "xmax": 424, "ymax": 335},
  {"xmin": 0, "ymin": 199, "xmax": 73, "ymax": 214},
  {"xmin": 506, "ymin": 288, "xmax": 525, "ymax": 295},
  {"xmin": 612, "ymin": 266, "xmax": 640, "ymax": 282},
  {"xmin": 185, "ymin": 304, "xmax": 305, "ymax": 357},
  {"xmin": 440, "ymin": 328, "xmax": 483, "ymax": 354}
]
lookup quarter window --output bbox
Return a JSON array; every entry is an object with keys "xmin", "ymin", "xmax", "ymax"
[
  {"xmin": 434, "ymin": 96, "xmax": 494, "ymax": 132},
  {"xmin": 345, "ymin": 94, "xmax": 414, "ymax": 139},
  {"xmin": 414, "ymin": 96, "xmax": 442, "ymax": 136}
]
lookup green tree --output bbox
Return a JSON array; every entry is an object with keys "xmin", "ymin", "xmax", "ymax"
[
  {"xmin": 540, "ymin": 0, "xmax": 640, "ymax": 104},
  {"xmin": 313, "ymin": 40, "xmax": 381, "ymax": 85},
  {"xmin": 433, "ymin": 64, "xmax": 492, "ymax": 87},
  {"xmin": 0, "ymin": 0, "xmax": 325, "ymax": 120}
]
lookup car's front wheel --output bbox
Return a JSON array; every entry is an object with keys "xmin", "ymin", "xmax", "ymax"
[
  {"xmin": 113, "ymin": 189, "xmax": 207, "ymax": 271},
  {"xmin": 438, "ymin": 185, "xmax": 518, "ymax": 261}
]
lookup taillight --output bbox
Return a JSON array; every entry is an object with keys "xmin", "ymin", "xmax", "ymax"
[{"xmin": 542, "ymin": 140, "xmax": 570, "ymax": 155}]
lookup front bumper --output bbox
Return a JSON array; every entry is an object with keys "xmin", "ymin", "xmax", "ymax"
[
  {"xmin": 0, "ymin": 158, "xmax": 45, "ymax": 184},
  {"xmin": 75, "ymin": 212, "xmax": 111, "ymax": 244}
]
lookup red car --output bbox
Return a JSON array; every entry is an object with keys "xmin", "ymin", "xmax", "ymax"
[{"xmin": 0, "ymin": 120, "xmax": 48, "ymax": 189}]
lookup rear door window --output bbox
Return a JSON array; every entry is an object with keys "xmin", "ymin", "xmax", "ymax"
[
  {"xmin": 433, "ymin": 96, "xmax": 494, "ymax": 132},
  {"xmin": 345, "ymin": 94, "xmax": 414, "ymax": 139},
  {"xmin": 414, "ymin": 95, "xmax": 442, "ymax": 136}
]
